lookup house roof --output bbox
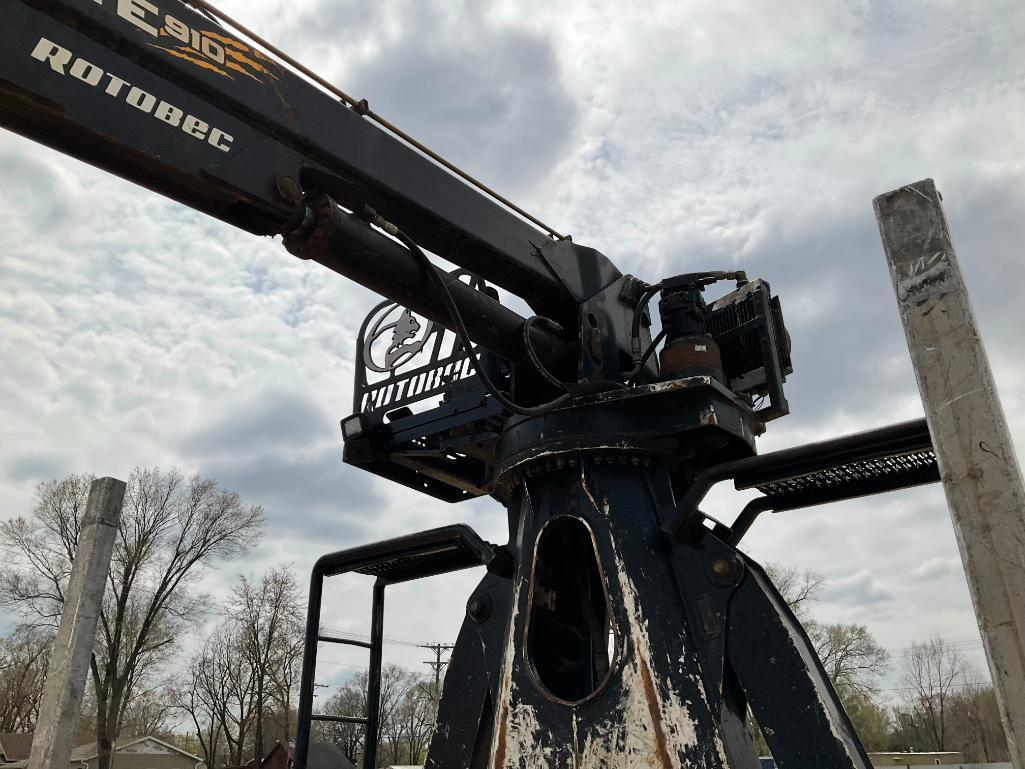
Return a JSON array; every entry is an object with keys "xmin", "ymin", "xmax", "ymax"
[
  {"xmin": 71, "ymin": 736, "xmax": 203, "ymax": 763},
  {"xmin": 0, "ymin": 734, "xmax": 34, "ymax": 762},
  {"xmin": 306, "ymin": 743, "xmax": 355, "ymax": 769}
]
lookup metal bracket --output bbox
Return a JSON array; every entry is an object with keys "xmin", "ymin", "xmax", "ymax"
[{"xmin": 667, "ymin": 418, "xmax": 939, "ymax": 544}]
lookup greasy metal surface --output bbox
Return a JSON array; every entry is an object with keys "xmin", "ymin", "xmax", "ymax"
[{"xmin": 658, "ymin": 337, "xmax": 724, "ymax": 378}]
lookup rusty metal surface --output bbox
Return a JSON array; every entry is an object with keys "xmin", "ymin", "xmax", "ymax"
[{"xmin": 433, "ymin": 462, "xmax": 731, "ymax": 768}]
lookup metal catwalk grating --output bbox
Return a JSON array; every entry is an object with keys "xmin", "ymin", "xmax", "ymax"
[
  {"xmin": 756, "ymin": 449, "xmax": 938, "ymax": 498},
  {"xmin": 354, "ymin": 542, "xmax": 485, "ymax": 582}
]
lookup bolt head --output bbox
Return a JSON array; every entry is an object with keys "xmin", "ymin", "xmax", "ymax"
[
  {"xmin": 708, "ymin": 557, "xmax": 742, "ymax": 587},
  {"xmin": 466, "ymin": 593, "xmax": 492, "ymax": 623}
]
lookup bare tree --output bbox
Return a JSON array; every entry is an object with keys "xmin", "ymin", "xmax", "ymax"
[
  {"xmin": 231, "ymin": 566, "xmax": 304, "ymax": 762},
  {"xmin": 267, "ymin": 623, "xmax": 304, "ymax": 743},
  {"xmin": 815, "ymin": 623, "xmax": 890, "ymax": 697},
  {"xmin": 175, "ymin": 625, "xmax": 260, "ymax": 768},
  {"xmin": 369, "ymin": 665, "xmax": 417, "ymax": 767},
  {"xmin": 320, "ymin": 682, "xmax": 367, "ymax": 762},
  {"xmin": 175, "ymin": 567, "xmax": 305, "ymax": 768},
  {"xmin": 397, "ymin": 679, "xmax": 437, "ymax": 764},
  {"xmin": 120, "ymin": 687, "xmax": 175, "ymax": 738},
  {"xmin": 764, "ymin": 562, "xmax": 825, "ymax": 621},
  {"xmin": 321, "ymin": 665, "xmax": 430, "ymax": 766},
  {"xmin": 0, "ymin": 626, "xmax": 52, "ymax": 731},
  {"xmin": 210, "ymin": 626, "xmax": 260, "ymax": 767},
  {"xmin": 902, "ymin": 636, "xmax": 965, "ymax": 751},
  {"xmin": 173, "ymin": 645, "xmax": 227, "ymax": 769},
  {"xmin": 0, "ymin": 469, "xmax": 263, "ymax": 769},
  {"xmin": 765, "ymin": 564, "xmax": 888, "ymax": 694},
  {"xmin": 946, "ymin": 672, "xmax": 1009, "ymax": 763}
]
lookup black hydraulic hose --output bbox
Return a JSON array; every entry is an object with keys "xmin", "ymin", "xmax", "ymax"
[
  {"xmin": 284, "ymin": 195, "xmax": 571, "ymax": 373},
  {"xmin": 627, "ymin": 329, "xmax": 666, "ymax": 385},
  {"xmin": 623, "ymin": 283, "xmax": 662, "ymax": 380},
  {"xmin": 523, "ymin": 316, "xmax": 569, "ymax": 392},
  {"xmin": 362, "ymin": 209, "xmax": 578, "ymax": 417}
]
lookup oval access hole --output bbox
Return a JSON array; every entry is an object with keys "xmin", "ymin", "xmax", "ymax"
[{"xmin": 525, "ymin": 516, "xmax": 618, "ymax": 704}]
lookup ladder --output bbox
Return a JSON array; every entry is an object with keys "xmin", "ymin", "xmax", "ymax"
[{"xmin": 294, "ymin": 524, "xmax": 497, "ymax": 769}]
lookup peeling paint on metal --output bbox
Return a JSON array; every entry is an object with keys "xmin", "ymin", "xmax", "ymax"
[
  {"xmin": 700, "ymin": 404, "xmax": 719, "ymax": 426},
  {"xmin": 573, "ymin": 543, "xmax": 724, "ymax": 767},
  {"xmin": 571, "ymin": 712, "xmax": 579, "ymax": 769},
  {"xmin": 772, "ymin": 602, "xmax": 852, "ymax": 751},
  {"xmin": 490, "ymin": 492, "xmax": 557, "ymax": 769},
  {"xmin": 579, "ymin": 466, "xmax": 609, "ymax": 517},
  {"xmin": 491, "ymin": 481, "xmax": 733, "ymax": 767}
]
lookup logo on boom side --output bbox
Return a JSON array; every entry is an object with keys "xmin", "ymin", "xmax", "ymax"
[
  {"xmin": 31, "ymin": 36, "xmax": 235, "ymax": 153},
  {"xmin": 92, "ymin": 0, "xmax": 280, "ymax": 84}
]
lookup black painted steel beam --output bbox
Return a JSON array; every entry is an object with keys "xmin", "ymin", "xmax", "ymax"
[{"xmin": 0, "ymin": 0, "xmax": 583, "ymax": 317}]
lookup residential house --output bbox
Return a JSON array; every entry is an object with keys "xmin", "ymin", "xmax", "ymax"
[
  {"xmin": 2, "ymin": 736, "xmax": 204, "ymax": 769},
  {"xmin": 0, "ymin": 735, "xmax": 33, "ymax": 765},
  {"xmin": 256, "ymin": 742, "xmax": 355, "ymax": 769},
  {"xmin": 869, "ymin": 752, "xmax": 965, "ymax": 766}
]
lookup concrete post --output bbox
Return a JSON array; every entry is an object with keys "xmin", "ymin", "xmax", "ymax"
[
  {"xmin": 28, "ymin": 477, "xmax": 126, "ymax": 769},
  {"xmin": 874, "ymin": 178, "xmax": 1025, "ymax": 768}
]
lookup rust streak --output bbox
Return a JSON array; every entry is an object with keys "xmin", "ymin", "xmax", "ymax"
[
  {"xmin": 493, "ymin": 701, "xmax": 508, "ymax": 769},
  {"xmin": 637, "ymin": 652, "xmax": 674, "ymax": 769},
  {"xmin": 204, "ymin": 31, "xmax": 250, "ymax": 51},
  {"xmin": 151, "ymin": 45, "xmax": 233, "ymax": 78},
  {"xmin": 224, "ymin": 48, "xmax": 280, "ymax": 80},
  {"xmin": 203, "ymin": 32, "xmax": 278, "ymax": 71},
  {"xmin": 225, "ymin": 60, "xmax": 262, "ymax": 83}
]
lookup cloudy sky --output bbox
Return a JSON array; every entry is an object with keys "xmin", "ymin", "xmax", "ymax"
[{"xmin": 2, "ymin": 0, "xmax": 1024, "ymax": 700}]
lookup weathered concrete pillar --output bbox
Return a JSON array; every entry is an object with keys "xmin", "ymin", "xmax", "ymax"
[
  {"xmin": 28, "ymin": 477, "xmax": 126, "ymax": 769},
  {"xmin": 875, "ymin": 178, "xmax": 1025, "ymax": 769}
]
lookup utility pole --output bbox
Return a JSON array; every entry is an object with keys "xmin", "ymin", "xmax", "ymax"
[
  {"xmin": 875, "ymin": 178, "xmax": 1025, "ymax": 769},
  {"xmin": 420, "ymin": 643, "xmax": 455, "ymax": 700},
  {"xmin": 28, "ymin": 477, "xmax": 126, "ymax": 769}
]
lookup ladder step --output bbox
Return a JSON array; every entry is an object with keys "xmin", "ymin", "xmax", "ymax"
[
  {"xmin": 311, "ymin": 714, "xmax": 368, "ymax": 725},
  {"xmin": 318, "ymin": 635, "xmax": 373, "ymax": 649}
]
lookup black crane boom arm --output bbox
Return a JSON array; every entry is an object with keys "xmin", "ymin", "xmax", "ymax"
[{"xmin": 0, "ymin": 0, "xmax": 619, "ymax": 327}]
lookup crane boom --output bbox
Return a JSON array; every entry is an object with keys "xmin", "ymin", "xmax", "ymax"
[
  {"xmin": 1, "ymin": 5, "xmax": 927, "ymax": 769},
  {"xmin": 1, "ymin": 0, "xmax": 598, "ymax": 320}
]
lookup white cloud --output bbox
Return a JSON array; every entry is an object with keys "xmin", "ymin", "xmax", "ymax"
[{"xmin": 2, "ymin": 0, "xmax": 1024, "ymax": 690}]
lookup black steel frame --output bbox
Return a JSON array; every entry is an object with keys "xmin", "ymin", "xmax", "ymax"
[
  {"xmin": 294, "ymin": 525, "xmax": 495, "ymax": 769},
  {"xmin": 0, "ymin": 3, "xmax": 949, "ymax": 765},
  {"xmin": 669, "ymin": 418, "xmax": 939, "ymax": 544}
]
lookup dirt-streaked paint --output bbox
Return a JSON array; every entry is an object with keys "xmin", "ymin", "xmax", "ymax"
[
  {"xmin": 573, "ymin": 541, "xmax": 723, "ymax": 767},
  {"xmin": 491, "ymin": 476, "xmax": 727, "ymax": 767}
]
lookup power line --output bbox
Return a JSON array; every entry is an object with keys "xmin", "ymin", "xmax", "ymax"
[
  {"xmin": 318, "ymin": 632, "xmax": 987, "ymax": 659},
  {"xmin": 885, "ymin": 639, "xmax": 984, "ymax": 655},
  {"xmin": 420, "ymin": 642, "xmax": 455, "ymax": 697},
  {"xmin": 317, "ymin": 659, "xmax": 368, "ymax": 670},
  {"xmin": 878, "ymin": 680, "xmax": 993, "ymax": 693},
  {"xmin": 319, "ymin": 627, "xmax": 434, "ymax": 649}
]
